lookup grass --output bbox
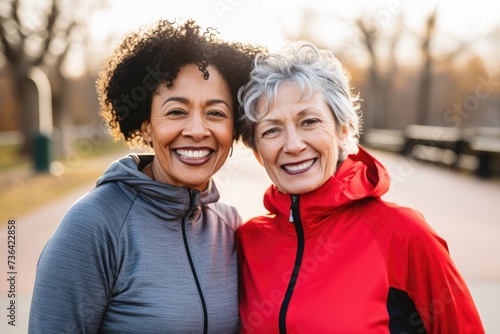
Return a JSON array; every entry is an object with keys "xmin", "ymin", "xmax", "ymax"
[
  {"xmin": 1, "ymin": 169, "xmax": 104, "ymax": 223},
  {"xmin": 0, "ymin": 143, "xmax": 30, "ymax": 170},
  {"xmin": 0, "ymin": 138, "xmax": 129, "ymax": 225}
]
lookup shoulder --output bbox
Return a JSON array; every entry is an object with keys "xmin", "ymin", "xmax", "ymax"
[
  {"xmin": 57, "ymin": 181, "xmax": 137, "ymax": 238},
  {"xmin": 352, "ymin": 198, "xmax": 437, "ymax": 239},
  {"xmin": 206, "ymin": 202, "xmax": 243, "ymax": 231},
  {"xmin": 353, "ymin": 198, "xmax": 450, "ymax": 262},
  {"xmin": 235, "ymin": 214, "xmax": 274, "ymax": 242},
  {"xmin": 350, "ymin": 198, "xmax": 449, "ymax": 263}
]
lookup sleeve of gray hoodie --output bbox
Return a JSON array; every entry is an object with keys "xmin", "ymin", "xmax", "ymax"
[{"xmin": 28, "ymin": 185, "xmax": 129, "ymax": 334}]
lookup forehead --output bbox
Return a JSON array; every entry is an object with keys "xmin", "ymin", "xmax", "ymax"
[
  {"xmin": 159, "ymin": 64, "xmax": 229, "ymax": 93},
  {"xmin": 255, "ymin": 82, "xmax": 330, "ymax": 120},
  {"xmin": 154, "ymin": 64, "xmax": 233, "ymax": 107}
]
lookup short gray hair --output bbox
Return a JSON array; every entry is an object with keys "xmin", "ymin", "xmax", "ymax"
[{"xmin": 237, "ymin": 41, "xmax": 362, "ymax": 160}]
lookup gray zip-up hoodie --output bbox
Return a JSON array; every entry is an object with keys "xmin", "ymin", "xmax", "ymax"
[{"xmin": 29, "ymin": 154, "xmax": 242, "ymax": 333}]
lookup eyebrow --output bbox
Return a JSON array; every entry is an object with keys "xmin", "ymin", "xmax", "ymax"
[
  {"xmin": 258, "ymin": 108, "xmax": 319, "ymax": 124},
  {"xmin": 161, "ymin": 97, "xmax": 230, "ymax": 109},
  {"xmin": 207, "ymin": 99, "xmax": 231, "ymax": 109}
]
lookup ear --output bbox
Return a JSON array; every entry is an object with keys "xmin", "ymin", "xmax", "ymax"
[
  {"xmin": 252, "ymin": 149, "xmax": 264, "ymax": 167},
  {"xmin": 141, "ymin": 120, "xmax": 152, "ymax": 143},
  {"xmin": 339, "ymin": 125, "xmax": 349, "ymax": 146}
]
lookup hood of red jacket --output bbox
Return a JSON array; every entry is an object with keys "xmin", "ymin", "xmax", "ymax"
[{"xmin": 262, "ymin": 146, "xmax": 390, "ymax": 235}]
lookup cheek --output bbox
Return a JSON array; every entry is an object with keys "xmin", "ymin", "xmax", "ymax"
[
  {"xmin": 149, "ymin": 122, "xmax": 182, "ymax": 147},
  {"xmin": 323, "ymin": 147, "xmax": 339, "ymax": 167},
  {"xmin": 215, "ymin": 123, "xmax": 235, "ymax": 145},
  {"xmin": 314, "ymin": 127, "xmax": 339, "ymax": 148},
  {"xmin": 255, "ymin": 140, "xmax": 279, "ymax": 162},
  {"xmin": 314, "ymin": 129, "xmax": 340, "ymax": 167},
  {"xmin": 326, "ymin": 127, "xmax": 341, "ymax": 142},
  {"xmin": 154, "ymin": 124, "xmax": 176, "ymax": 140}
]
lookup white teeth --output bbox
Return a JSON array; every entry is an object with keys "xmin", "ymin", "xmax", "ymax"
[
  {"xmin": 283, "ymin": 159, "xmax": 314, "ymax": 172},
  {"xmin": 176, "ymin": 149, "xmax": 210, "ymax": 159}
]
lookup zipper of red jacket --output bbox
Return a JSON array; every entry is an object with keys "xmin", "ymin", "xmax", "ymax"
[
  {"xmin": 182, "ymin": 189, "xmax": 208, "ymax": 334},
  {"xmin": 278, "ymin": 194, "xmax": 305, "ymax": 334}
]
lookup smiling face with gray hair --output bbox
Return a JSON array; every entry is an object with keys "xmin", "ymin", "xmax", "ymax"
[{"xmin": 238, "ymin": 41, "xmax": 362, "ymax": 194}]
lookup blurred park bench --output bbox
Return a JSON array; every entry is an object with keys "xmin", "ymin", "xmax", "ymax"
[{"xmin": 361, "ymin": 126, "xmax": 500, "ymax": 179}]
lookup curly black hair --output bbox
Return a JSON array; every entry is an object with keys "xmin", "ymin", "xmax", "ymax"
[{"xmin": 97, "ymin": 19, "xmax": 266, "ymax": 147}]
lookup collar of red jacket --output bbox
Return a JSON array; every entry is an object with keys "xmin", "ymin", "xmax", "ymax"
[{"xmin": 262, "ymin": 146, "xmax": 391, "ymax": 237}]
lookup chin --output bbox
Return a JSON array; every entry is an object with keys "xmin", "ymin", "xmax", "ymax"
[
  {"xmin": 281, "ymin": 184, "xmax": 317, "ymax": 195},
  {"xmin": 278, "ymin": 187, "xmax": 314, "ymax": 195}
]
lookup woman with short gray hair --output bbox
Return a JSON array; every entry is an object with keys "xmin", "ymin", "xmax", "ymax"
[{"xmin": 235, "ymin": 41, "xmax": 484, "ymax": 333}]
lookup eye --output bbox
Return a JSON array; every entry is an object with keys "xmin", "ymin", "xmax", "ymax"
[
  {"xmin": 207, "ymin": 109, "xmax": 229, "ymax": 118},
  {"xmin": 261, "ymin": 127, "xmax": 280, "ymax": 138},
  {"xmin": 302, "ymin": 118, "xmax": 320, "ymax": 126},
  {"xmin": 165, "ymin": 108, "xmax": 186, "ymax": 117}
]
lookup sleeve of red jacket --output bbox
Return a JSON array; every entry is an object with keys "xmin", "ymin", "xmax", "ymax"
[{"xmin": 387, "ymin": 207, "xmax": 485, "ymax": 334}]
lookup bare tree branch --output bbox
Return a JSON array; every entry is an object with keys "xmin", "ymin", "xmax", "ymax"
[
  {"xmin": 33, "ymin": 0, "xmax": 59, "ymax": 66},
  {"xmin": 416, "ymin": 8, "xmax": 437, "ymax": 125},
  {"xmin": 11, "ymin": 0, "xmax": 26, "ymax": 43},
  {"xmin": 356, "ymin": 18, "xmax": 379, "ymax": 71},
  {"xmin": 0, "ymin": 19, "xmax": 19, "ymax": 64}
]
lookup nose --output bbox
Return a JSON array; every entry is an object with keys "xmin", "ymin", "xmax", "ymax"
[
  {"xmin": 182, "ymin": 112, "xmax": 210, "ymax": 141},
  {"xmin": 283, "ymin": 127, "xmax": 307, "ymax": 156}
]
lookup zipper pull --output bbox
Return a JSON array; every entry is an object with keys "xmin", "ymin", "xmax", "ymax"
[
  {"xmin": 289, "ymin": 195, "xmax": 298, "ymax": 223},
  {"xmin": 186, "ymin": 189, "xmax": 197, "ymax": 219}
]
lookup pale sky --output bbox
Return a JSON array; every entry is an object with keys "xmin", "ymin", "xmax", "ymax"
[
  {"xmin": 73, "ymin": 0, "xmax": 500, "ymax": 75},
  {"xmin": 88, "ymin": 0, "xmax": 500, "ymax": 43}
]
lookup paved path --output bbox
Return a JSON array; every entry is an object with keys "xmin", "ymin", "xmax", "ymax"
[{"xmin": 1, "ymin": 146, "xmax": 499, "ymax": 333}]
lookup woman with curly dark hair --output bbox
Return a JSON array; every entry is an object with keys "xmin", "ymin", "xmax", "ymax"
[{"xmin": 29, "ymin": 19, "xmax": 264, "ymax": 333}]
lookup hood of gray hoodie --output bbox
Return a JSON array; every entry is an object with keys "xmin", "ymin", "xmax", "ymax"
[{"xmin": 95, "ymin": 154, "xmax": 220, "ymax": 219}]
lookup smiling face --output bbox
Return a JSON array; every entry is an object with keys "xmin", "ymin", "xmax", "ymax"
[
  {"xmin": 141, "ymin": 63, "xmax": 234, "ymax": 191},
  {"xmin": 253, "ymin": 82, "xmax": 346, "ymax": 195}
]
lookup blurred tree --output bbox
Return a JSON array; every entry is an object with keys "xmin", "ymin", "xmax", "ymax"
[
  {"xmin": 413, "ymin": 8, "xmax": 474, "ymax": 126},
  {"xmin": 0, "ymin": 0, "xmax": 102, "ymax": 158},
  {"xmin": 355, "ymin": 14, "xmax": 402, "ymax": 129},
  {"xmin": 415, "ymin": 9, "xmax": 436, "ymax": 125}
]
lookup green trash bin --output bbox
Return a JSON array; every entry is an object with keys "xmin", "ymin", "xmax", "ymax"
[{"xmin": 33, "ymin": 132, "xmax": 52, "ymax": 172}]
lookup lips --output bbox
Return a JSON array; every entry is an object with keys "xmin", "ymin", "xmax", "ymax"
[
  {"xmin": 281, "ymin": 158, "xmax": 316, "ymax": 174},
  {"xmin": 173, "ymin": 148, "xmax": 214, "ymax": 165}
]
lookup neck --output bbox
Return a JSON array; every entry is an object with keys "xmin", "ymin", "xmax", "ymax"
[{"xmin": 143, "ymin": 162, "xmax": 155, "ymax": 181}]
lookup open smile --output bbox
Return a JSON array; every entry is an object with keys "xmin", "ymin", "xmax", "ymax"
[
  {"xmin": 173, "ymin": 148, "xmax": 214, "ymax": 165},
  {"xmin": 281, "ymin": 158, "xmax": 317, "ymax": 174}
]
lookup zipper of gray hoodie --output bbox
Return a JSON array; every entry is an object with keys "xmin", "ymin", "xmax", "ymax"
[{"xmin": 181, "ymin": 188, "xmax": 208, "ymax": 334}]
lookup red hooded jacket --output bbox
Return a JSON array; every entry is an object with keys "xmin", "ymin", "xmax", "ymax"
[{"xmin": 236, "ymin": 147, "xmax": 484, "ymax": 333}]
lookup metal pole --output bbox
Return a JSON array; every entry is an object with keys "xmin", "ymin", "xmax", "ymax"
[
  {"xmin": 27, "ymin": 66, "xmax": 53, "ymax": 135},
  {"xmin": 27, "ymin": 66, "xmax": 53, "ymax": 172}
]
